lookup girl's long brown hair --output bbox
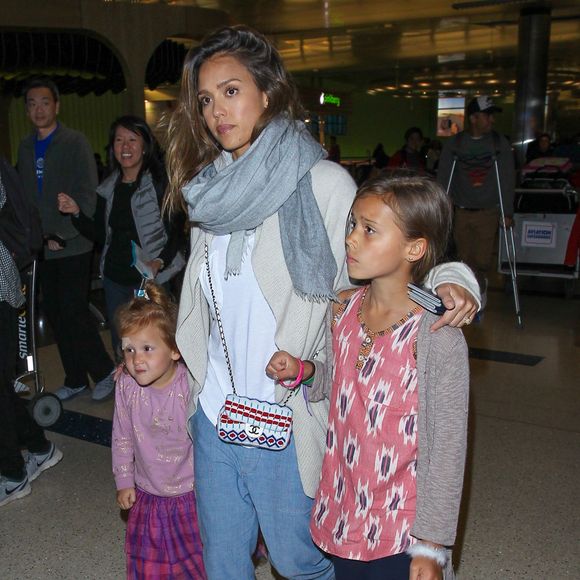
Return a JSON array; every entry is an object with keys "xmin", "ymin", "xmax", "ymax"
[
  {"xmin": 162, "ymin": 25, "xmax": 305, "ymax": 216},
  {"xmin": 355, "ymin": 171, "xmax": 453, "ymax": 283}
]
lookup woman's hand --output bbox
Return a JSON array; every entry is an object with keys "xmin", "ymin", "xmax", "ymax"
[
  {"xmin": 266, "ymin": 351, "xmax": 301, "ymax": 383},
  {"xmin": 409, "ymin": 555, "xmax": 443, "ymax": 580},
  {"xmin": 46, "ymin": 239, "xmax": 65, "ymax": 251},
  {"xmin": 117, "ymin": 487, "xmax": 136, "ymax": 510},
  {"xmin": 145, "ymin": 258, "xmax": 163, "ymax": 279},
  {"xmin": 57, "ymin": 192, "xmax": 80, "ymax": 216},
  {"xmin": 431, "ymin": 283, "xmax": 478, "ymax": 331}
]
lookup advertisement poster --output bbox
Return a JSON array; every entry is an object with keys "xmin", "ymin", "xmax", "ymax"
[{"xmin": 437, "ymin": 97, "xmax": 465, "ymax": 137}]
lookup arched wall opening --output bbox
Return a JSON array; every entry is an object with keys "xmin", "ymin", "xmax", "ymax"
[{"xmin": 0, "ymin": 28, "xmax": 127, "ymax": 163}]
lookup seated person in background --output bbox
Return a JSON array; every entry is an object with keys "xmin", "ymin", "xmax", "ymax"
[
  {"xmin": 388, "ymin": 127, "xmax": 426, "ymax": 172},
  {"xmin": 327, "ymin": 135, "xmax": 341, "ymax": 164},
  {"xmin": 526, "ymin": 132, "xmax": 554, "ymax": 163},
  {"xmin": 372, "ymin": 142, "xmax": 389, "ymax": 169},
  {"xmin": 424, "ymin": 139, "xmax": 442, "ymax": 176}
]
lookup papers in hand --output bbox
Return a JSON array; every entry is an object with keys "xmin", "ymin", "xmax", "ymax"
[{"xmin": 131, "ymin": 241, "xmax": 154, "ymax": 279}]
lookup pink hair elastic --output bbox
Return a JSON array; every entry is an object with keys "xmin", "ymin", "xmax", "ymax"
[{"xmin": 279, "ymin": 358, "xmax": 305, "ymax": 390}]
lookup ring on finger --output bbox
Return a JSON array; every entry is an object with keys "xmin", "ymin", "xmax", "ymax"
[{"xmin": 462, "ymin": 316, "xmax": 472, "ymax": 325}]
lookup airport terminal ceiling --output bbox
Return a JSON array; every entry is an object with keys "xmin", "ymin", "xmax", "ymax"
[
  {"xmin": 0, "ymin": 0, "xmax": 578, "ymax": 101},
  {"xmin": 119, "ymin": 0, "xmax": 580, "ymax": 98}
]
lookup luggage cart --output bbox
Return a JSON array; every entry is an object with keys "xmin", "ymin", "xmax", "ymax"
[
  {"xmin": 14, "ymin": 260, "xmax": 63, "ymax": 428},
  {"xmin": 498, "ymin": 175, "xmax": 579, "ymax": 298}
]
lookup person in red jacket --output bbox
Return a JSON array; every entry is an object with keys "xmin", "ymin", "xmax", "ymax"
[{"xmin": 388, "ymin": 127, "xmax": 426, "ymax": 172}]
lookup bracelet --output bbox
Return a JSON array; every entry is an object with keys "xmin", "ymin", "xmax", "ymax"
[
  {"xmin": 279, "ymin": 358, "xmax": 304, "ymax": 390},
  {"xmin": 406, "ymin": 542, "xmax": 448, "ymax": 568},
  {"xmin": 301, "ymin": 375, "xmax": 315, "ymax": 386}
]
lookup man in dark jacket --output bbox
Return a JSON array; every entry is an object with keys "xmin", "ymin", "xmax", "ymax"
[
  {"xmin": 0, "ymin": 158, "xmax": 62, "ymax": 507},
  {"xmin": 17, "ymin": 77, "xmax": 115, "ymax": 401}
]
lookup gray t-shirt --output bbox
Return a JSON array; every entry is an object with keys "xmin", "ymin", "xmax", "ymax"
[{"xmin": 437, "ymin": 131, "xmax": 515, "ymax": 216}]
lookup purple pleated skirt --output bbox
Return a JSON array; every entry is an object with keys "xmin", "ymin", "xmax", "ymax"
[{"xmin": 125, "ymin": 488, "xmax": 206, "ymax": 580}]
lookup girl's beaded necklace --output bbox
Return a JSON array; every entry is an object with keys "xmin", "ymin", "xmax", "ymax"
[{"xmin": 356, "ymin": 286, "xmax": 422, "ymax": 370}]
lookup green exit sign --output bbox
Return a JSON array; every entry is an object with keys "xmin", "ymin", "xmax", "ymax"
[{"xmin": 319, "ymin": 92, "xmax": 341, "ymax": 107}]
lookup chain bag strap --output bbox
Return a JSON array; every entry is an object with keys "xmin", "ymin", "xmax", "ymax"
[{"xmin": 205, "ymin": 243, "xmax": 293, "ymax": 451}]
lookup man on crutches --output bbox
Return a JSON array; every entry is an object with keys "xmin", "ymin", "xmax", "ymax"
[{"xmin": 437, "ymin": 96, "xmax": 516, "ymax": 316}]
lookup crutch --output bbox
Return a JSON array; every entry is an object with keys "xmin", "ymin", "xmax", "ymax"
[
  {"xmin": 493, "ymin": 156, "xmax": 523, "ymax": 329},
  {"xmin": 445, "ymin": 158, "xmax": 457, "ymax": 196}
]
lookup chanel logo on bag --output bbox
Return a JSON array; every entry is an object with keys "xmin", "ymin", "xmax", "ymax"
[{"xmin": 245, "ymin": 423, "xmax": 264, "ymax": 438}]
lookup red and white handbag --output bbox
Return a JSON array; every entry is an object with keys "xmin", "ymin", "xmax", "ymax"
[{"xmin": 205, "ymin": 244, "xmax": 294, "ymax": 451}]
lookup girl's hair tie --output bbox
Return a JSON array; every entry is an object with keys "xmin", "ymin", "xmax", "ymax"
[{"xmin": 134, "ymin": 277, "xmax": 150, "ymax": 300}]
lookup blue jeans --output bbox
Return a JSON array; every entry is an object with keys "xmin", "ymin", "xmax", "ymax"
[{"xmin": 190, "ymin": 406, "xmax": 334, "ymax": 580}]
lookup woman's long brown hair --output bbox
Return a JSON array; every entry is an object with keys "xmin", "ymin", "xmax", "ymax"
[{"xmin": 162, "ymin": 25, "xmax": 305, "ymax": 216}]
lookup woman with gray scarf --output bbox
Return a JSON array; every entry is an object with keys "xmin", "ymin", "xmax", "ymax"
[{"xmin": 164, "ymin": 26, "xmax": 480, "ymax": 579}]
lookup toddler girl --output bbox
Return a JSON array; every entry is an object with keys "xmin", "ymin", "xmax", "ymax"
[
  {"xmin": 267, "ymin": 173, "xmax": 469, "ymax": 579},
  {"xmin": 112, "ymin": 282, "xmax": 205, "ymax": 579}
]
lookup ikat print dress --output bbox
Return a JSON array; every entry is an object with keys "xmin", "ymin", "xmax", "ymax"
[{"xmin": 311, "ymin": 286, "xmax": 423, "ymax": 561}]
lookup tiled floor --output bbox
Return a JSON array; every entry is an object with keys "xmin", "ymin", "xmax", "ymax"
[{"xmin": 2, "ymin": 281, "xmax": 579, "ymax": 579}]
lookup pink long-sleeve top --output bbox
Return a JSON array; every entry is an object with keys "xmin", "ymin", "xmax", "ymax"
[{"xmin": 112, "ymin": 362, "xmax": 194, "ymax": 497}]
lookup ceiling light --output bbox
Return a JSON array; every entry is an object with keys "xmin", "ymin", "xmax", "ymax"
[
  {"xmin": 437, "ymin": 53, "xmax": 466, "ymax": 63},
  {"xmin": 453, "ymin": 0, "xmax": 537, "ymax": 10}
]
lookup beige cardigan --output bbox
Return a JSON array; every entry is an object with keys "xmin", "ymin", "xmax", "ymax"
[
  {"xmin": 177, "ymin": 159, "xmax": 356, "ymax": 497},
  {"xmin": 177, "ymin": 158, "xmax": 479, "ymax": 499}
]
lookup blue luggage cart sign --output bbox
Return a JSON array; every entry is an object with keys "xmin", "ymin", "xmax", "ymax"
[{"xmin": 522, "ymin": 221, "xmax": 557, "ymax": 248}]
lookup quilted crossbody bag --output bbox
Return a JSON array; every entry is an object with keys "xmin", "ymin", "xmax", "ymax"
[{"xmin": 205, "ymin": 244, "xmax": 294, "ymax": 451}]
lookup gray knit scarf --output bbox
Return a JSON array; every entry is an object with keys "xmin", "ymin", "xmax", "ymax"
[{"xmin": 183, "ymin": 116, "xmax": 337, "ymax": 300}]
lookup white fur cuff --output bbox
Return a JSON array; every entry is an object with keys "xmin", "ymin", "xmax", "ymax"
[{"xmin": 406, "ymin": 542, "xmax": 448, "ymax": 567}]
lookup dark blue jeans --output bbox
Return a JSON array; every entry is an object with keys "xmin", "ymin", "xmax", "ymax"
[{"xmin": 332, "ymin": 552, "xmax": 411, "ymax": 580}]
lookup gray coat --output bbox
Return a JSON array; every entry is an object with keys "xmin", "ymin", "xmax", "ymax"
[
  {"xmin": 17, "ymin": 123, "xmax": 97, "ymax": 260},
  {"xmin": 97, "ymin": 171, "xmax": 185, "ymax": 285}
]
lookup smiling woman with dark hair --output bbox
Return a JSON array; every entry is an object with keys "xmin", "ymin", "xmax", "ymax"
[{"xmin": 58, "ymin": 115, "xmax": 185, "ymax": 365}]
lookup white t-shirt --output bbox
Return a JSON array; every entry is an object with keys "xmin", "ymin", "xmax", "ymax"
[{"xmin": 199, "ymin": 233, "xmax": 278, "ymax": 426}]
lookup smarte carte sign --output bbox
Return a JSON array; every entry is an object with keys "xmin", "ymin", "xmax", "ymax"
[{"xmin": 522, "ymin": 221, "xmax": 556, "ymax": 248}]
